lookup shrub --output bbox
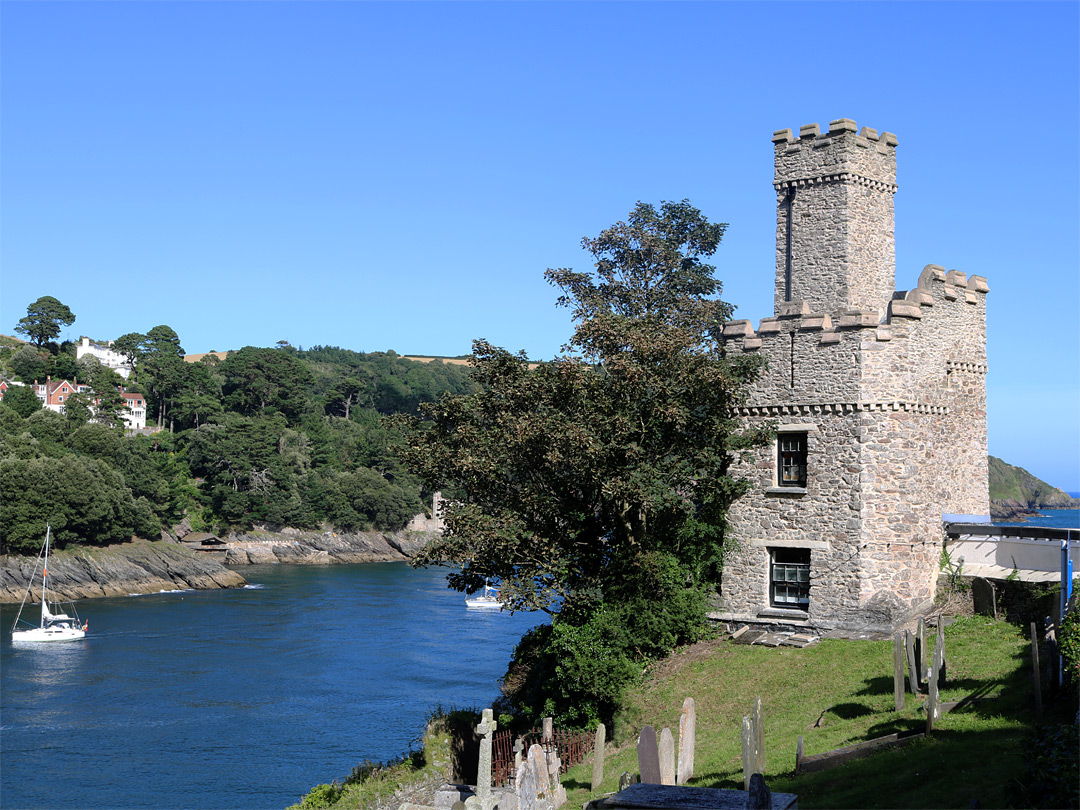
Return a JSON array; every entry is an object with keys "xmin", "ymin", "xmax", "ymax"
[{"xmin": 1059, "ymin": 589, "xmax": 1080, "ymax": 684}]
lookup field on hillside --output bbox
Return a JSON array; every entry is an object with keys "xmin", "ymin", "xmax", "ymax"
[{"xmin": 563, "ymin": 617, "xmax": 1071, "ymax": 809}]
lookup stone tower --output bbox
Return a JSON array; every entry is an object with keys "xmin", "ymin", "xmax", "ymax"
[
  {"xmin": 716, "ymin": 119, "xmax": 989, "ymax": 635},
  {"xmin": 773, "ymin": 119, "xmax": 898, "ymax": 318}
]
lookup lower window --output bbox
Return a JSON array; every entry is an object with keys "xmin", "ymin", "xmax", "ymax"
[{"xmin": 770, "ymin": 547, "xmax": 810, "ymax": 610}]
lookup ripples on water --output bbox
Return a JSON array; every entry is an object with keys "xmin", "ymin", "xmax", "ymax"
[{"xmin": 1, "ymin": 563, "xmax": 546, "ymax": 810}]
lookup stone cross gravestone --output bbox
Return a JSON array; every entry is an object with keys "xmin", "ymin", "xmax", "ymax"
[
  {"xmin": 465, "ymin": 709, "xmax": 498, "ymax": 810},
  {"xmin": 591, "ymin": 723, "xmax": 606, "ymax": 793},
  {"xmin": 676, "ymin": 697, "xmax": 695, "ymax": 785},
  {"xmin": 637, "ymin": 725, "xmax": 661, "ymax": 785},
  {"xmin": 658, "ymin": 728, "xmax": 675, "ymax": 786}
]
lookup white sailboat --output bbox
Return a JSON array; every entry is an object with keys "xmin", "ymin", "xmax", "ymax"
[
  {"xmin": 11, "ymin": 525, "xmax": 87, "ymax": 643},
  {"xmin": 464, "ymin": 580, "xmax": 502, "ymax": 610}
]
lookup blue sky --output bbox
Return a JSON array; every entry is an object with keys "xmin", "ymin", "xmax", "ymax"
[{"xmin": 2, "ymin": 1, "xmax": 1077, "ymax": 491}]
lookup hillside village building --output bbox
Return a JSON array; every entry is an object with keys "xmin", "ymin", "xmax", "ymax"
[
  {"xmin": 76, "ymin": 337, "xmax": 134, "ymax": 379},
  {"xmin": 717, "ymin": 119, "xmax": 989, "ymax": 635},
  {"xmin": 0, "ymin": 378, "xmax": 147, "ymax": 431}
]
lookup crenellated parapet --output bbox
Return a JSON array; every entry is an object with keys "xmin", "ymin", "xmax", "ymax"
[{"xmin": 725, "ymin": 263, "xmax": 989, "ymax": 353}]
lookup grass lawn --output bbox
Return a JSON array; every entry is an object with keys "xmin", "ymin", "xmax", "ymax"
[{"xmin": 560, "ymin": 616, "xmax": 1068, "ymax": 809}]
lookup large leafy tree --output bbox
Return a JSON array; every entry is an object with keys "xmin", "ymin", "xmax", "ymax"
[
  {"xmin": 221, "ymin": 347, "xmax": 313, "ymax": 425},
  {"xmin": 397, "ymin": 201, "xmax": 767, "ymax": 724},
  {"xmin": 14, "ymin": 296, "xmax": 76, "ymax": 348},
  {"xmin": 398, "ymin": 201, "xmax": 767, "ymax": 614}
]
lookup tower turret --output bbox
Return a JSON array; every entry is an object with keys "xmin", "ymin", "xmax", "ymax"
[{"xmin": 773, "ymin": 119, "xmax": 898, "ymax": 318}]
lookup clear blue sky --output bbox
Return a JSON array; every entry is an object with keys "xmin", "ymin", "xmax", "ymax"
[{"xmin": 2, "ymin": 2, "xmax": 1077, "ymax": 492}]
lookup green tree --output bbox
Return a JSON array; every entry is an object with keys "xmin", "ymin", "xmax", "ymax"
[
  {"xmin": 14, "ymin": 296, "xmax": 76, "ymax": 348},
  {"xmin": 0, "ymin": 384, "xmax": 42, "ymax": 418},
  {"xmin": 221, "ymin": 347, "xmax": 313, "ymax": 425},
  {"xmin": 10, "ymin": 345, "xmax": 48, "ymax": 382},
  {"xmin": 112, "ymin": 332, "xmax": 148, "ymax": 382},
  {"xmin": 397, "ymin": 201, "xmax": 767, "ymax": 723}
]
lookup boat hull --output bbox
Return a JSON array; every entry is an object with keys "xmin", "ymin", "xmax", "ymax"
[
  {"xmin": 465, "ymin": 597, "xmax": 502, "ymax": 610},
  {"xmin": 11, "ymin": 626, "xmax": 86, "ymax": 643}
]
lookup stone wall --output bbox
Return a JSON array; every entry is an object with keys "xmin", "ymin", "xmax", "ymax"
[{"xmin": 716, "ymin": 119, "xmax": 989, "ymax": 635}]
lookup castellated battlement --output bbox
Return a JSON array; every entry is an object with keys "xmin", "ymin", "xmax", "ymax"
[
  {"xmin": 772, "ymin": 118, "xmax": 899, "ymax": 194},
  {"xmin": 723, "ymin": 262, "xmax": 988, "ymax": 405}
]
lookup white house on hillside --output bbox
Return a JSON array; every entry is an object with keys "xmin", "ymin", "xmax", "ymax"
[{"xmin": 76, "ymin": 337, "xmax": 133, "ymax": 379}]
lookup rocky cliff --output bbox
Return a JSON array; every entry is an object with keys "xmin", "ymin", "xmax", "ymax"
[
  {"xmin": 0, "ymin": 540, "xmax": 248, "ymax": 603},
  {"xmin": 1, "ymin": 528, "xmax": 439, "ymax": 604}
]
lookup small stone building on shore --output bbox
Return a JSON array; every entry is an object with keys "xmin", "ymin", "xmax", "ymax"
[{"xmin": 716, "ymin": 119, "xmax": 990, "ymax": 635}]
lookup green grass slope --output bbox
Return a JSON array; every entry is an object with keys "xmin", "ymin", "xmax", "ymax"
[
  {"xmin": 561, "ymin": 617, "xmax": 1069, "ymax": 809},
  {"xmin": 989, "ymin": 456, "xmax": 1079, "ymax": 508}
]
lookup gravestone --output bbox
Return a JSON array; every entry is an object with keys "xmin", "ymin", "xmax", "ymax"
[
  {"xmin": 926, "ymin": 642, "xmax": 940, "ymax": 733},
  {"xmin": 658, "ymin": 728, "xmax": 675, "ymax": 786},
  {"xmin": 916, "ymin": 617, "xmax": 927, "ymax": 690},
  {"xmin": 617, "ymin": 772, "xmax": 637, "ymax": 791},
  {"xmin": 542, "ymin": 717, "xmax": 553, "ymax": 744},
  {"xmin": 514, "ymin": 737, "xmax": 525, "ymax": 774},
  {"xmin": 676, "ymin": 697, "xmax": 696, "ymax": 785},
  {"xmin": 904, "ymin": 630, "xmax": 919, "ymax": 694},
  {"xmin": 972, "ymin": 578, "xmax": 996, "ymax": 618},
  {"xmin": 752, "ymin": 697, "xmax": 765, "ymax": 777},
  {"xmin": 747, "ymin": 773, "xmax": 771, "ymax": 810},
  {"xmin": 740, "ymin": 716, "xmax": 753, "ymax": 790},
  {"xmin": 591, "ymin": 723, "xmax": 606, "ymax": 793},
  {"xmin": 516, "ymin": 744, "xmax": 554, "ymax": 810},
  {"xmin": 464, "ymin": 709, "xmax": 498, "ymax": 810},
  {"xmin": 637, "ymin": 726, "xmax": 661, "ymax": 785}
]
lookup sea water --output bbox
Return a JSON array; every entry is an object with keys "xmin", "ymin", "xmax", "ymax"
[{"xmin": 0, "ymin": 563, "xmax": 546, "ymax": 810}]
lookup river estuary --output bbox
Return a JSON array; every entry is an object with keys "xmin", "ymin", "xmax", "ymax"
[{"xmin": 1, "ymin": 563, "xmax": 545, "ymax": 810}]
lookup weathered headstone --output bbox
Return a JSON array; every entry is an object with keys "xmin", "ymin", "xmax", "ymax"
[
  {"xmin": 637, "ymin": 725, "xmax": 661, "ymax": 785},
  {"xmin": 741, "ymin": 716, "xmax": 753, "ymax": 791},
  {"xmin": 676, "ymin": 697, "xmax": 696, "ymax": 785},
  {"xmin": 893, "ymin": 633, "xmax": 906, "ymax": 711},
  {"xmin": 591, "ymin": 723, "xmax": 606, "ymax": 793},
  {"xmin": 904, "ymin": 630, "xmax": 919, "ymax": 695},
  {"xmin": 516, "ymin": 744, "xmax": 554, "ymax": 810},
  {"xmin": 542, "ymin": 717, "xmax": 553, "ymax": 744},
  {"xmin": 916, "ymin": 617, "xmax": 927, "ymax": 690},
  {"xmin": 752, "ymin": 697, "xmax": 765, "ymax": 777},
  {"xmin": 747, "ymin": 773, "xmax": 772, "ymax": 810},
  {"xmin": 971, "ymin": 577, "xmax": 996, "ymax": 618},
  {"xmin": 514, "ymin": 737, "xmax": 525, "ymax": 774},
  {"xmin": 545, "ymin": 748, "xmax": 566, "ymax": 809},
  {"xmin": 926, "ymin": 642, "xmax": 940, "ymax": 734},
  {"xmin": 465, "ymin": 709, "xmax": 498, "ymax": 810},
  {"xmin": 658, "ymin": 728, "xmax": 675, "ymax": 786},
  {"xmin": 795, "ymin": 736, "xmax": 804, "ymax": 774},
  {"xmin": 617, "ymin": 772, "xmax": 637, "ymax": 791}
]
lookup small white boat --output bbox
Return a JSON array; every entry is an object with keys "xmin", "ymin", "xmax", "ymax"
[
  {"xmin": 11, "ymin": 525, "xmax": 87, "ymax": 643},
  {"xmin": 465, "ymin": 581, "xmax": 502, "ymax": 610}
]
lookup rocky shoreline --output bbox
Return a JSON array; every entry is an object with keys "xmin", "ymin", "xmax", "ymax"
[{"xmin": 0, "ymin": 527, "xmax": 439, "ymax": 604}]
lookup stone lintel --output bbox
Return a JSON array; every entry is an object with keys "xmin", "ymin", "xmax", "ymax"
[
  {"xmin": 777, "ymin": 423, "xmax": 818, "ymax": 432},
  {"xmin": 749, "ymin": 538, "xmax": 831, "ymax": 550}
]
